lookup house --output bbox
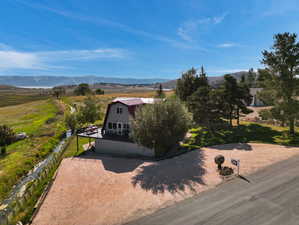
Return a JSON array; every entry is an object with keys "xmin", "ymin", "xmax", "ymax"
[
  {"xmin": 77, "ymin": 97, "xmax": 157, "ymax": 158},
  {"xmin": 250, "ymin": 88, "xmax": 264, "ymax": 106},
  {"xmin": 101, "ymin": 97, "xmax": 156, "ymax": 137}
]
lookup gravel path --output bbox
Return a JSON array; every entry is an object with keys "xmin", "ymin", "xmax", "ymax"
[{"xmin": 32, "ymin": 143, "xmax": 299, "ymax": 225}]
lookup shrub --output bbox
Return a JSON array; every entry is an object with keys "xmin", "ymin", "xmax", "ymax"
[
  {"xmin": 131, "ymin": 99, "xmax": 191, "ymax": 157},
  {"xmin": 77, "ymin": 96, "xmax": 101, "ymax": 125},
  {"xmin": 74, "ymin": 83, "xmax": 92, "ymax": 96},
  {"xmin": 0, "ymin": 125, "xmax": 15, "ymax": 147},
  {"xmin": 95, "ymin": 88, "xmax": 105, "ymax": 95},
  {"xmin": 219, "ymin": 166, "xmax": 234, "ymax": 176},
  {"xmin": 214, "ymin": 155, "xmax": 225, "ymax": 170},
  {"xmin": 1, "ymin": 146, "xmax": 6, "ymax": 155},
  {"xmin": 64, "ymin": 113, "xmax": 77, "ymax": 134}
]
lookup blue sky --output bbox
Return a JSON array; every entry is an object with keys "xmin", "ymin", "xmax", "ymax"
[{"xmin": 1, "ymin": 0, "xmax": 299, "ymax": 79}]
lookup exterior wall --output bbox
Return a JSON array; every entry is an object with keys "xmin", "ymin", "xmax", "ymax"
[
  {"xmin": 95, "ymin": 139, "xmax": 155, "ymax": 158},
  {"xmin": 104, "ymin": 103, "xmax": 132, "ymax": 135},
  {"xmin": 250, "ymin": 88, "xmax": 264, "ymax": 106}
]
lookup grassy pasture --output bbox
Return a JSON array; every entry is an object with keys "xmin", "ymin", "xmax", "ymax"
[
  {"xmin": 0, "ymin": 99, "xmax": 66, "ymax": 202},
  {"xmin": 0, "ymin": 94, "xmax": 49, "ymax": 108},
  {"xmin": 0, "ymin": 86, "xmax": 50, "ymax": 108}
]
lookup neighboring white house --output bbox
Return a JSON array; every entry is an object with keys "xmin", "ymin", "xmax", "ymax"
[
  {"xmin": 101, "ymin": 97, "xmax": 155, "ymax": 137},
  {"xmin": 250, "ymin": 88, "xmax": 264, "ymax": 106}
]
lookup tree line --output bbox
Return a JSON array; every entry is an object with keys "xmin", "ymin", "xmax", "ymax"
[
  {"xmin": 132, "ymin": 32, "xmax": 299, "ymax": 157},
  {"xmin": 176, "ymin": 66, "xmax": 252, "ymax": 131},
  {"xmin": 52, "ymin": 83, "xmax": 105, "ymax": 99}
]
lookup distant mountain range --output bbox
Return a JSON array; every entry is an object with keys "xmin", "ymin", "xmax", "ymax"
[
  {"xmin": 0, "ymin": 76, "xmax": 169, "ymax": 87},
  {"xmin": 0, "ymin": 71, "xmax": 249, "ymax": 89}
]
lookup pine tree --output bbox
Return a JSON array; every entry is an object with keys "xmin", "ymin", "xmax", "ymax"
[
  {"xmin": 156, "ymin": 83, "xmax": 165, "ymax": 98},
  {"xmin": 176, "ymin": 67, "xmax": 197, "ymax": 101},
  {"xmin": 261, "ymin": 32, "xmax": 299, "ymax": 135}
]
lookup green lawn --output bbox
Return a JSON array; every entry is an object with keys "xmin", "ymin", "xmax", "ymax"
[
  {"xmin": 184, "ymin": 122, "xmax": 299, "ymax": 149},
  {"xmin": 0, "ymin": 99, "xmax": 66, "ymax": 202},
  {"xmin": 62, "ymin": 136, "xmax": 89, "ymax": 158}
]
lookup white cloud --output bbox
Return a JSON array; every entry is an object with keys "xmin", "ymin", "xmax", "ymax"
[
  {"xmin": 217, "ymin": 43, "xmax": 238, "ymax": 48},
  {"xmin": 177, "ymin": 21, "xmax": 199, "ymax": 42},
  {"xmin": 0, "ymin": 50, "xmax": 43, "ymax": 70},
  {"xmin": 177, "ymin": 13, "xmax": 228, "ymax": 42},
  {"xmin": 37, "ymin": 48, "xmax": 127, "ymax": 61},
  {"xmin": 0, "ymin": 47, "xmax": 128, "ymax": 71},
  {"xmin": 213, "ymin": 13, "xmax": 227, "ymax": 24}
]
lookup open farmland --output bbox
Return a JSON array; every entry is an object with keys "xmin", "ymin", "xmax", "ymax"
[
  {"xmin": 0, "ymin": 85, "xmax": 50, "ymax": 108},
  {"xmin": 0, "ymin": 99, "xmax": 66, "ymax": 201}
]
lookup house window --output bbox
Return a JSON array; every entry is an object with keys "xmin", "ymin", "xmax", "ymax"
[
  {"xmin": 113, "ymin": 123, "xmax": 117, "ymax": 129},
  {"xmin": 116, "ymin": 107, "xmax": 123, "ymax": 114},
  {"xmin": 108, "ymin": 122, "xmax": 112, "ymax": 129},
  {"xmin": 118, "ymin": 123, "xmax": 122, "ymax": 128}
]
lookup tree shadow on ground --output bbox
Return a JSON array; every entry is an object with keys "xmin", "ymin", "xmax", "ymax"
[
  {"xmin": 75, "ymin": 150, "xmax": 144, "ymax": 173},
  {"xmin": 208, "ymin": 143, "xmax": 253, "ymax": 151},
  {"xmin": 236, "ymin": 124, "xmax": 281, "ymax": 144},
  {"xmin": 131, "ymin": 150, "xmax": 206, "ymax": 194}
]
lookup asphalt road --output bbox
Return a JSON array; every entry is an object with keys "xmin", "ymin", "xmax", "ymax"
[{"xmin": 125, "ymin": 154, "xmax": 299, "ymax": 225}]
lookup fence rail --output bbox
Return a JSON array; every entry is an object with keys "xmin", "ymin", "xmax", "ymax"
[{"xmin": 0, "ymin": 134, "xmax": 72, "ymax": 225}]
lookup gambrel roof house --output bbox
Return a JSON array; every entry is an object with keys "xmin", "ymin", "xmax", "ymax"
[{"xmin": 101, "ymin": 97, "xmax": 155, "ymax": 137}]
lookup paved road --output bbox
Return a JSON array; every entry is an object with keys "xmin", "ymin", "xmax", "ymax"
[{"xmin": 125, "ymin": 154, "xmax": 299, "ymax": 225}]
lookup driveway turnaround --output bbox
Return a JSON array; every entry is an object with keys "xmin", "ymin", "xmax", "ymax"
[
  {"xmin": 125, "ymin": 153, "xmax": 299, "ymax": 225},
  {"xmin": 32, "ymin": 143, "xmax": 299, "ymax": 225}
]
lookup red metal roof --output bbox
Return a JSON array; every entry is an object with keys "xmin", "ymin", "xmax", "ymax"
[{"xmin": 114, "ymin": 99, "xmax": 144, "ymax": 106}]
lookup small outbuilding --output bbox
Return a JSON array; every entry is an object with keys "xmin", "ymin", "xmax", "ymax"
[{"xmin": 250, "ymin": 88, "xmax": 264, "ymax": 106}]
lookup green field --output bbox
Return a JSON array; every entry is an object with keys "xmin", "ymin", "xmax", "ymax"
[{"xmin": 0, "ymin": 99, "xmax": 66, "ymax": 201}]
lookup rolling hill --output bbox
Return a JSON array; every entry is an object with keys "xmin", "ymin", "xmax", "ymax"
[{"xmin": 0, "ymin": 76, "xmax": 168, "ymax": 87}]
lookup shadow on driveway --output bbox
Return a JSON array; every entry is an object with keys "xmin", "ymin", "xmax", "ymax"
[
  {"xmin": 75, "ymin": 151, "xmax": 144, "ymax": 173},
  {"xmin": 131, "ymin": 150, "xmax": 206, "ymax": 194}
]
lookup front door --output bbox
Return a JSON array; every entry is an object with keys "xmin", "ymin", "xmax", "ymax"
[{"xmin": 117, "ymin": 122, "xmax": 122, "ymax": 135}]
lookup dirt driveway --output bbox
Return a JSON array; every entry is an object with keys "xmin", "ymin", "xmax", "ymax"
[{"xmin": 32, "ymin": 143, "xmax": 299, "ymax": 225}]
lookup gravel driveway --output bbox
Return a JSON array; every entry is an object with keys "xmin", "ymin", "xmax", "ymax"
[{"xmin": 32, "ymin": 143, "xmax": 299, "ymax": 225}]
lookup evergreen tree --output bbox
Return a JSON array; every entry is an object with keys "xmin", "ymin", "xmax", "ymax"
[
  {"xmin": 74, "ymin": 83, "xmax": 92, "ymax": 96},
  {"xmin": 176, "ymin": 66, "xmax": 210, "ymax": 102},
  {"xmin": 261, "ymin": 32, "xmax": 299, "ymax": 135},
  {"xmin": 221, "ymin": 75, "xmax": 252, "ymax": 126},
  {"xmin": 175, "ymin": 67, "xmax": 197, "ymax": 101},
  {"xmin": 155, "ymin": 83, "xmax": 165, "ymax": 98},
  {"xmin": 195, "ymin": 66, "xmax": 209, "ymax": 88},
  {"xmin": 52, "ymin": 87, "xmax": 66, "ymax": 99},
  {"xmin": 247, "ymin": 68, "xmax": 256, "ymax": 88},
  {"xmin": 187, "ymin": 86, "xmax": 224, "ymax": 132}
]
